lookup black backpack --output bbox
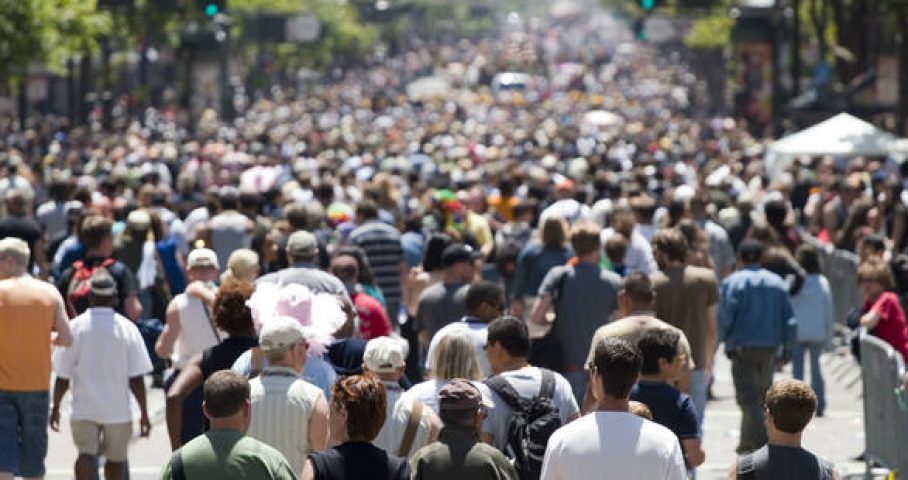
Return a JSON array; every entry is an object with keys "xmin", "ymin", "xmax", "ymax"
[{"xmin": 485, "ymin": 369, "xmax": 562, "ymax": 480}]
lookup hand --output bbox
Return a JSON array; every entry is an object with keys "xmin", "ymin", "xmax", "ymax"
[
  {"xmin": 139, "ymin": 414, "xmax": 151, "ymax": 438},
  {"xmin": 185, "ymin": 281, "xmax": 208, "ymax": 299},
  {"xmin": 49, "ymin": 407, "xmax": 60, "ymax": 432}
]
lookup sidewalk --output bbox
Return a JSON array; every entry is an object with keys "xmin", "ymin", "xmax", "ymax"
[{"xmin": 700, "ymin": 347, "xmax": 867, "ymax": 479}]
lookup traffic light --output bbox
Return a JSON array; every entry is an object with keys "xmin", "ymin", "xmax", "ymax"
[{"xmin": 199, "ymin": 0, "xmax": 226, "ymax": 17}]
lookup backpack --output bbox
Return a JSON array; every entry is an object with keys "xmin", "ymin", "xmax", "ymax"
[
  {"xmin": 66, "ymin": 258, "xmax": 115, "ymax": 317},
  {"xmin": 485, "ymin": 369, "xmax": 562, "ymax": 480}
]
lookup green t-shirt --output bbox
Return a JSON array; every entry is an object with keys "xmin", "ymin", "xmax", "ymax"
[{"xmin": 161, "ymin": 429, "xmax": 298, "ymax": 480}]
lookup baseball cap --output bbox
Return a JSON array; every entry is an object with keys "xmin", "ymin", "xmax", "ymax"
[
  {"xmin": 89, "ymin": 270, "xmax": 118, "ymax": 297},
  {"xmin": 287, "ymin": 230, "xmax": 318, "ymax": 258},
  {"xmin": 363, "ymin": 337, "xmax": 407, "ymax": 374},
  {"xmin": 441, "ymin": 244, "xmax": 482, "ymax": 268},
  {"xmin": 187, "ymin": 248, "xmax": 219, "ymax": 270},
  {"xmin": 438, "ymin": 379, "xmax": 493, "ymax": 410},
  {"xmin": 259, "ymin": 318, "xmax": 307, "ymax": 352}
]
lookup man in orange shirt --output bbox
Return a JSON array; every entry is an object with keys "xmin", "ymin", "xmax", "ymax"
[{"xmin": 0, "ymin": 237, "xmax": 71, "ymax": 480}]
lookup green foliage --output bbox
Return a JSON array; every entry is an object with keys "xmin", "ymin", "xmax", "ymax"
[
  {"xmin": 0, "ymin": 0, "xmax": 112, "ymax": 83},
  {"xmin": 684, "ymin": 14, "xmax": 733, "ymax": 49},
  {"xmin": 229, "ymin": 0, "xmax": 377, "ymax": 69}
]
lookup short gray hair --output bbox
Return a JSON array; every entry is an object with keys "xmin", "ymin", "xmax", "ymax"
[{"xmin": 0, "ymin": 237, "xmax": 29, "ymax": 267}]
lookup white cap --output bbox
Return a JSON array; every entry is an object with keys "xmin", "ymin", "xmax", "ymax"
[
  {"xmin": 259, "ymin": 318, "xmax": 307, "ymax": 352},
  {"xmin": 187, "ymin": 248, "xmax": 219, "ymax": 269},
  {"xmin": 363, "ymin": 337, "xmax": 407, "ymax": 374}
]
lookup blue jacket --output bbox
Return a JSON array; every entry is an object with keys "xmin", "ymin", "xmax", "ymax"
[{"xmin": 718, "ymin": 266, "xmax": 795, "ymax": 351}]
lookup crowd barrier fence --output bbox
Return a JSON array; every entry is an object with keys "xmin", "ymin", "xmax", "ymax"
[
  {"xmin": 803, "ymin": 235, "xmax": 862, "ymax": 329},
  {"xmin": 860, "ymin": 332, "xmax": 908, "ymax": 479}
]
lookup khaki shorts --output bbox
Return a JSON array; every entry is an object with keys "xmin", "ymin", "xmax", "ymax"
[{"xmin": 70, "ymin": 420, "xmax": 132, "ymax": 462}]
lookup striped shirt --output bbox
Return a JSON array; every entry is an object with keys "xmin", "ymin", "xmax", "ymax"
[
  {"xmin": 348, "ymin": 221, "xmax": 405, "ymax": 308},
  {"xmin": 247, "ymin": 366, "xmax": 325, "ymax": 474}
]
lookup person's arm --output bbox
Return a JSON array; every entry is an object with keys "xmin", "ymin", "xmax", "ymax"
[
  {"xmin": 165, "ymin": 356, "xmax": 203, "ymax": 450},
  {"xmin": 892, "ymin": 210, "xmax": 906, "ymax": 253},
  {"xmin": 51, "ymin": 292, "xmax": 72, "ymax": 346},
  {"xmin": 682, "ymin": 438, "xmax": 705, "ymax": 468},
  {"xmin": 129, "ymin": 376, "xmax": 151, "ymax": 437},
  {"xmin": 34, "ymin": 237, "xmax": 49, "ymax": 279},
  {"xmin": 308, "ymin": 394, "xmax": 329, "ymax": 452},
  {"xmin": 49, "ymin": 377, "xmax": 70, "ymax": 432},
  {"xmin": 704, "ymin": 305, "xmax": 717, "ymax": 381},
  {"xmin": 426, "ymin": 407, "xmax": 443, "ymax": 443},
  {"xmin": 185, "ymin": 282, "xmax": 216, "ymax": 306},
  {"xmin": 301, "ymin": 459, "xmax": 316, "ymax": 480},
  {"xmin": 125, "ymin": 294, "xmax": 143, "ymax": 321},
  {"xmin": 156, "ymin": 301, "xmax": 182, "ymax": 359},
  {"xmin": 861, "ymin": 310, "xmax": 882, "ymax": 330},
  {"xmin": 529, "ymin": 294, "xmax": 553, "ymax": 326}
]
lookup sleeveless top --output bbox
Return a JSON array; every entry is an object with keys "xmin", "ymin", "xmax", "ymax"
[
  {"xmin": 173, "ymin": 293, "xmax": 223, "ymax": 368},
  {"xmin": 201, "ymin": 336, "xmax": 258, "ymax": 380},
  {"xmin": 737, "ymin": 445, "xmax": 834, "ymax": 480},
  {"xmin": 0, "ymin": 276, "xmax": 58, "ymax": 391},
  {"xmin": 308, "ymin": 441, "xmax": 410, "ymax": 480}
]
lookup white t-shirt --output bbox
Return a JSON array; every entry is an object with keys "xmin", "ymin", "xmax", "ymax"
[
  {"xmin": 485, "ymin": 367, "xmax": 579, "ymax": 451},
  {"xmin": 541, "ymin": 411, "xmax": 686, "ymax": 480},
  {"xmin": 373, "ymin": 381, "xmax": 436, "ymax": 458},
  {"xmin": 424, "ymin": 318, "xmax": 491, "ymax": 378},
  {"xmin": 53, "ymin": 307, "xmax": 153, "ymax": 424}
]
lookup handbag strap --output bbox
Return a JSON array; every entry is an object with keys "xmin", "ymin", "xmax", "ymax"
[
  {"xmin": 200, "ymin": 298, "xmax": 221, "ymax": 343},
  {"xmin": 171, "ymin": 448, "xmax": 187, "ymax": 480},
  {"xmin": 398, "ymin": 400, "xmax": 424, "ymax": 457}
]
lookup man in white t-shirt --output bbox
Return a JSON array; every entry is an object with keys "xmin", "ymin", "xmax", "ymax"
[
  {"xmin": 483, "ymin": 316, "xmax": 580, "ymax": 451},
  {"xmin": 50, "ymin": 270, "xmax": 153, "ymax": 480},
  {"xmin": 540, "ymin": 337, "xmax": 686, "ymax": 480},
  {"xmin": 425, "ymin": 281, "xmax": 504, "ymax": 378},
  {"xmin": 365, "ymin": 337, "xmax": 441, "ymax": 458}
]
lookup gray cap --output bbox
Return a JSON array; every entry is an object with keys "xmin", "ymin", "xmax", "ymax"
[
  {"xmin": 89, "ymin": 270, "xmax": 118, "ymax": 297},
  {"xmin": 287, "ymin": 230, "xmax": 318, "ymax": 258}
]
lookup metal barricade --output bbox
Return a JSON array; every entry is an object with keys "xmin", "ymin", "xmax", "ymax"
[
  {"xmin": 803, "ymin": 235, "xmax": 862, "ymax": 328},
  {"xmin": 860, "ymin": 332, "xmax": 908, "ymax": 478}
]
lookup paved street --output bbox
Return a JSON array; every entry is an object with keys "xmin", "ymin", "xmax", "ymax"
[
  {"xmin": 700, "ymin": 345, "xmax": 868, "ymax": 479},
  {"xmin": 42, "ymin": 342, "xmax": 872, "ymax": 480}
]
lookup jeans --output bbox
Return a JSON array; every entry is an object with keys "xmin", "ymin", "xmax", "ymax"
[
  {"xmin": 165, "ymin": 370, "xmax": 206, "ymax": 445},
  {"xmin": 0, "ymin": 390, "xmax": 48, "ymax": 477},
  {"xmin": 729, "ymin": 347, "xmax": 776, "ymax": 453},
  {"xmin": 689, "ymin": 369, "xmax": 708, "ymax": 428},
  {"xmin": 792, "ymin": 341, "xmax": 826, "ymax": 415}
]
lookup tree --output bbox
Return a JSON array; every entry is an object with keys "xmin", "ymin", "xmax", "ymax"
[
  {"xmin": 0, "ymin": 0, "xmax": 112, "ymax": 84},
  {"xmin": 228, "ymin": 0, "xmax": 377, "ymax": 71}
]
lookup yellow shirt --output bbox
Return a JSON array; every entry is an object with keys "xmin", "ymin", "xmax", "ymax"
[{"xmin": 0, "ymin": 276, "xmax": 61, "ymax": 391}]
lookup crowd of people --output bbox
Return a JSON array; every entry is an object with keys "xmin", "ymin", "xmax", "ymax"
[{"xmin": 1, "ymin": 7, "xmax": 906, "ymax": 480}]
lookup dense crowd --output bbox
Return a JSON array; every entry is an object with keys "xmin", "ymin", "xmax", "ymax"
[{"xmin": 0, "ymin": 8, "xmax": 905, "ymax": 480}]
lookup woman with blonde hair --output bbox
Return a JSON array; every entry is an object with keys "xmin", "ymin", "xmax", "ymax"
[
  {"xmin": 512, "ymin": 217, "xmax": 573, "ymax": 317},
  {"xmin": 220, "ymin": 248, "xmax": 260, "ymax": 284},
  {"xmin": 398, "ymin": 334, "xmax": 498, "ymax": 444}
]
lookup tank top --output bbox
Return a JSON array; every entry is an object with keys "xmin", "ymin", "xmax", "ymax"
[
  {"xmin": 0, "ymin": 276, "xmax": 58, "ymax": 391},
  {"xmin": 737, "ymin": 445, "xmax": 834, "ymax": 480},
  {"xmin": 308, "ymin": 442, "xmax": 409, "ymax": 480},
  {"xmin": 172, "ymin": 293, "xmax": 223, "ymax": 368}
]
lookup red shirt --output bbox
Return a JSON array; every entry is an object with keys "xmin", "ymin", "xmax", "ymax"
[
  {"xmin": 865, "ymin": 291, "xmax": 908, "ymax": 362},
  {"xmin": 353, "ymin": 292, "xmax": 392, "ymax": 340}
]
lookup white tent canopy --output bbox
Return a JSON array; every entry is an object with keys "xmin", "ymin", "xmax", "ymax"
[{"xmin": 766, "ymin": 113, "xmax": 902, "ymax": 177}]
